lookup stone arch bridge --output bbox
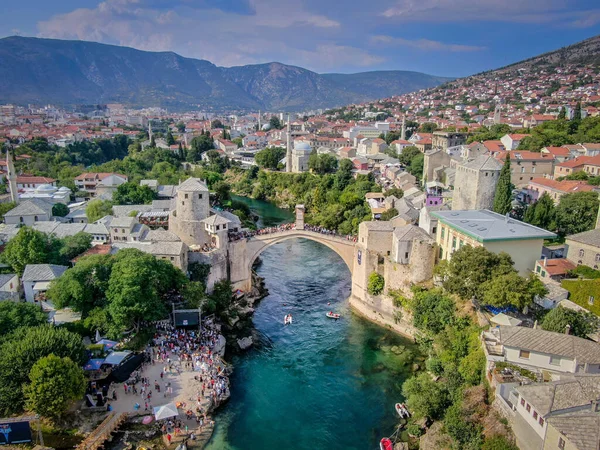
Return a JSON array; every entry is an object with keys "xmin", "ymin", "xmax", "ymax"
[{"xmin": 228, "ymin": 206, "xmax": 357, "ymax": 291}]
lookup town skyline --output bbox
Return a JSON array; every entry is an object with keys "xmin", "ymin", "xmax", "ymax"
[{"xmin": 1, "ymin": 0, "xmax": 600, "ymax": 76}]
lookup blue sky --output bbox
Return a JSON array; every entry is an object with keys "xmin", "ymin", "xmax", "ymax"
[{"xmin": 1, "ymin": 0, "xmax": 600, "ymax": 77}]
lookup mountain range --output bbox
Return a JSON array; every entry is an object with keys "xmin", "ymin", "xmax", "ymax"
[{"xmin": 0, "ymin": 36, "xmax": 450, "ymax": 112}]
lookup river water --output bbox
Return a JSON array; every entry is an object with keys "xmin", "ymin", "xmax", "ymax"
[{"xmin": 206, "ymin": 197, "xmax": 418, "ymax": 450}]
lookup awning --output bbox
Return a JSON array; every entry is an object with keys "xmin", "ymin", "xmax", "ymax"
[
  {"xmin": 153, "ymin": 403, "xmax": 179, "ymax": 420},
  {"xmin": 32, "ymin": 281, "xmax": 51, "ymax": 291},
  {"xmin": 490, "ymin": 313, "xmax": 522, "ymax": 327},
  {"xmin": 84, "ymin": 359, "xmax": 105, "ymax": 371},
  {"xmin": 97, "ymin": 339, "xmax": 118, "ymax": 350},
  {"xmin": 103, "ymin": 351, "xmax": 132, "ymax": 366}
]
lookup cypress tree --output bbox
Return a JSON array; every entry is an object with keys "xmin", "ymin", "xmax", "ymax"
[
  {"xmin": 574, "ymin": 101, "xmax": 582, "ymax": 122},
  {"xmin": 493, "ymin": 155, "xmax": 513, "ymax": 215},
  {"xmin": 178, "ymin": 142, "xmax": 184, "ymax": 160}
]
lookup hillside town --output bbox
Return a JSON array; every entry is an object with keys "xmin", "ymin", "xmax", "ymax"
[{"xmin": 2, "ymin": 29, "xmax": 600, "ymax": 450}]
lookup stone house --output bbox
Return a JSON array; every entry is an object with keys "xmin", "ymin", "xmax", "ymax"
[
  {"xmin": 4, "ymin": 198, "xmax": 53, "ymax": 225},
  {"xmin": 509, "ymin": 377, "xmax": 600, "ymax": 450},
  {"xmin": 423, "ymin": 148, "xmax": 453, "ymax": 183},
  {"xmin": 565, "ymin": 228, "xmax": 600, "ymax": 269},
  {"xmin": 0, "ymin": 273, "xmax": 19, "ymax": 301},
  {"xmin": 431, "ymin": 131, "xmax": 467, "ymax": 150},
  {"xmin": 496, "ymin": 151, "xmax": 555, "ymax": 188},
  {"xmin": 527, "ymin": 178, "xmax": 597, "ymax": 204},
  {"xmin": 500, "ymin": 133, "xmax": 529, "ymax": 150},
  {"xmin": 21, "ymin": 264, "xmax": 68, "ymax": 303}
]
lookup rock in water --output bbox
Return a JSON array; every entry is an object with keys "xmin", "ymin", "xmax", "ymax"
[{"xmin": 237, "ymin": 336, "xmax": 253, "ymax": 350}]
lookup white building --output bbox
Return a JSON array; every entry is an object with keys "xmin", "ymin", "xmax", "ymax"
[{"xmin": 21, "ymin": 264, "xmax": 68, "ymax": 303}]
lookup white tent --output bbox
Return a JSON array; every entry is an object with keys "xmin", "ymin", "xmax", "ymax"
[
  {"xmin": 490, "ymin": 313, "xmax": 522, "ymax": 327},
  {"xmin": 153, "ymin": 402, "xmax": 179, "ymax": 420}
]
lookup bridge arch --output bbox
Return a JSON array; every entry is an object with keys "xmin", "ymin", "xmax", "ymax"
[{"xmin": 246, "ymin": 231, "xmax": 355, "ymax": 276}]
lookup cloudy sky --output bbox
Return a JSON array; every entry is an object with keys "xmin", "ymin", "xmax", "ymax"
[{"xmin": 1, "ymin": 0, "xmax": 600, "ymax": 76}]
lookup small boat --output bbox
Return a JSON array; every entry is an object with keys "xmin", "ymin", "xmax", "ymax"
[
  {"xmin": 395, "ymin": 403, "xmax": 410, "ymax": 418},
  {"xmin": 380, "ymin": 438, "xmax": 393, "ymax": 450},
  {"xmin": 284, "ymin": 314, "xmax": 293, "ymax": 325},
  {"xmin": 326, "ymin": 312, "xmax": 341, "ymax": 319}
]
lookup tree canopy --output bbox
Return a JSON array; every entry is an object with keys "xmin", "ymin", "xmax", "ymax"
[
  {"xmin": 554, "ymin": 191, "xmax": 599, "ymax": 236},
  {"xmin": 493, "ymin": 155, "xmax": 513, "ymax": 215},
  {"xmin": 25, "ymin": 354, "xmax": 86, "ymax": 419},
  {"xmin": 308, "ymin": 153, "xmax": 338, "ymax": 175},
  {"xmin": 0, "ymin": 302, "xmax": 47, "ymax": 337},
  {"xmin": 541, "ymin": 307, "xmax": 599, "ymax": 338},
  {"xmin": 86, "ymin": 199, "xmax": 113, "ymax": 222},
  {"xmin": 113, "ymin": 182, "xmax": 157, "ymax": 205},
  {"xmin": 0, "ymin": 325, "xmax": 86, "ymax": 415},
  {"xmin": 52, "ymin": 203, "xmax": 69, "ymax": 217},
  {"xmin": 255, "ymin": 147, "xmax": 286, "ymax": 170},
  {"xmin": 523, "ymin": 192, "xmax": 556, "ymax": 230}
]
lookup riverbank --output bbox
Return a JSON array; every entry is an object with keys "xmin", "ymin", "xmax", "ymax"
[{"xmin": 348, "ymin": 294, "xmax": 418, "ymax": 341}]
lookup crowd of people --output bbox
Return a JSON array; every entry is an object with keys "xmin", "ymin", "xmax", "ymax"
[{"xmin": 228, "ymin": 222, "xmax": 357, "ymax": 242}]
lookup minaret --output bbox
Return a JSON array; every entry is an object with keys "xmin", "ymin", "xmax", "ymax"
[
  {"xmin": 494, "ymin": 104, "xmax": 501, "ymax": 125},
  {"xmin": 148, "ymin": 121, "xmax": 153, "ymax": 141},
  {"xmin": 258, "ymin": 110, "xmax": 261, "ymax": 130},
  {"xmin": 286, "ymin": 114, "xmax": 292, "ymax": 173},
  {"xmin": 6, "ymin": 148, "xmax": 18, "ymax": 204},
  {"xmin": 401, "ymin": 116, "xmax": 406, "ymax": 141}
]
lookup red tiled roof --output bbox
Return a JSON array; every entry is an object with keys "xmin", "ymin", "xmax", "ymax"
[
  {"xmin": 529, "ymin": 177, "xmax": 596, "ymax": 193},
  {"xmin": 536, "ymin": 258, "xmax": 576, "ymax": 276},
  {"xmin": 557, "ymin": 156, "xmax": 591, "ymax": 168},
  {"xmin": 542, "ymin": 146, "xmax": 570, "ymax": 157},
  {"xmin": 72, "ymin": 244, "xmax": 112, "ymax": 263},
  {"xmin": 16, "ymin": 176, "xmax": 56, "ymax": 184}
]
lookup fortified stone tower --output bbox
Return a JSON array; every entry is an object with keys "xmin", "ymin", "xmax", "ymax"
[
  {"xmin": 452, "ymin": 155, "xmax": 502, "ymax": 211},
  {"xmin": 169, "ymin": 178, "xmax": 210, "ymax": 246}
]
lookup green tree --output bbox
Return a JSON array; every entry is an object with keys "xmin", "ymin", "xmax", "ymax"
[
  {"xmin": 481, "ymin": 273, "xmax": 547, "ymax": 310},
  {"xmin": 86, "ymin": 199, "xmax": 113, "ymax": 222},
  {"xmin": 113, "ymin": 182, "xmax": 157, "ymax": 205},
  {"xmin": 269, "ymin": 116, "xmax": 282, "ymax": 130},
  {"xmin": 255, "ymin": 147, "xmax": 286, "ymax": 170},
  {"xmin": 558, "ymin": 107, "xmax": 566, "ymax": 120},
  {"xmin": 1, "ymin": 227, "xmax": 54, "ymax": 275},
  {"xmin": 211, "ymin": 119, "xmax": 224, "ymax": 129},
  {"xmin": 166, "ymin": 131, "xmax": 176, "ymax": 145},
  {"xmin": 367, "ymin": 272, "xmax": 385, "ymax": 295},
  {"xmin": 574, "ymin": 101, "xmax": 582, "ymax": 122},
  {"xmin": 212, "ymin": 181, "xmax": 231, "ymax": 204},
  {"xmin": 309, "ymin": 153, "xmax": 338, "ymax": 174},
  {"xmin": 412, "ymin": 289, "xmax": 456, "ymax": 335},
  {"xmin": 380, "ymin": 208, "xmax": 398, "ymax": 221},
  {"xmin": 419, "ymin": 123, "xmax": 438, "ymax": 133},
  {"xmin": 0, "ymin": 202, "xmax": 16, "ymax": 222},
  {"xmin": 176, "ymin": 121, "xmax": 186, "ymax": 133},
  {"xmin": 541, "ymin": 306, "xmax": 600, "ymax": 337},
  {"xmin": 188, "ymin": 134, "xmax": 214, "ymax": 161},
  {"xmin": 58, "ymin": 232, "xmax": 92, "ymax": 263},
  {"xmin": 384, "ymin": 188, "xmax": 404, "ymax": 198},
  {"xmin": 402, "ymin": 373, "xmax": 449, "ymax": 420},
  {"xmin": 0, "ymin": 302, "xmax": 47, "ymax": 337},
  {"xmin": 106, "ymin": 250, "xmax": 185, "ymax": 332},
  {"xmin": 0, "ymin": 325, "xmax": 87, "ymax": 415},
  {"xmin": 334, "ymin": 159, "xmax": 354, "ymax": 191},
  {"xmin": 182, "ymin": 281, "xmax": 206, "ymax": 309},
  {"xmin": 232, "ymin": 137, "xmax": 243, "ymax": 148},
  {"xmin": 493, "ymin": 155, "xmax": 513, "ymax": 215},
  {"xmin": 442, "ymin": 246, "xmax": 515, "ymax": 300},
  {"xmin": 206, "ymin": 279, "xmax": 233, "ymax": 319},
  {"xmin": 523, "ymin": 192, "xmax": 556, "ymax": 230},
  {"xmin": 25, "ymin": 354, "xmax": 86, "ymax": 419},
  {"xmin": 482, "ymin": 435, "xmax": 519, "ymax": 450},
  {"xmin": 52, "ymin": 203, "xmax": 69, "ymax": 217},
  {"xmin": 555, "ymin": 191, "xmax": 600, "ymax": 236}
]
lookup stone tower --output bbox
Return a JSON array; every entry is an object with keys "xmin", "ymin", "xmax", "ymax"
[
  {"xmin": 6, "ymin": 148, "xmax": 18, "ymax": 204},
  {"xmin": 169, "ymin": 178, "xmax": 210, "ymax": 246},
  {"xmin": 401, "ymin": 116, "xmax": 406, "ymax": 141},
  {"xmin": 286, "ymin": 114, "xmax": 292, "ymax": 173},
  {"xmin": 452, "ymin": 155, "xmax": 502, "ymax": 211},
  {"xmin": 494, "ymin": 104, "xmax": 501, "ymax": 125}
]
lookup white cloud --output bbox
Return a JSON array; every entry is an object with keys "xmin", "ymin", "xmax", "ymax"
[
  {"xmin": 381, "ymin": 0, "xmax": 600, "ymax": 27},
  {"xmin": 36, "ymin": 0, "xmax": 366, "ymax": 71},
  {"xmin": 372, "ymin": 35, "xmax": 485, "ymax": 52}
]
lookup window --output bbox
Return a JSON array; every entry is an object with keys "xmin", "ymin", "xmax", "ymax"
[
  {"xmin": 590, "ymin": 296, "xmax": 595, "ymax": 305},
  {"xmin": 19, "ymin": 217, "xmax": 23, "ymax": 223},
  {"xmin": 170, "ymin": 257, "xmax": 175, "ymax": 261},
  {"xmin": 452, "ymin": 237, "xmax": 457, "ymax": 249},
  {"xmin": 536, "ymin": 265, "xmax": 541, "ymax": 274},
  {"xmin": 533, "ymin": 411, "xmax": 538, "ymax": 419},
  {"xmin": 521, "ymin": 167, "xmax": 525, "ymax": 173},
  {"xmin": 441, "ymin": 227, "xmax": 445, "ymax": 239},
  {"xmin": 519, "ymin": 350, "xmax": 530, "ymax": 359},
  {"xmin": 580, "ymin": 249, "xmax": 585, "ymax": 257},
  {"xmin": 595, "ymin": 253, "xmax": 600, "ymax": 262},
  {"xmin": 541, "ymin": 270, "xmax": 546, "ymax": 277},
  {"xmin": 559, "ymin": 437, "xmax": 565, "ymax": 449},
  {"xmin": 122, "ymin": 229, "xmax": 125, "ymax": 233},
  {"xmin": 34, "ymin": 216, "xmax": 38, "ymax": 222},
  {"xmin": 405, "ymin": 252, "xmax": 409, "ymax": 259},
  {"xmin": 199, "ymin": 194, "xmax": 203, "ymax": 199},
  {"xmin": 539, "ymin": 417, "xmax": 544, "ymax": 427},
  {"xmin": 184, "ymin": 193, "xmax": 188, "ymax": 199},
  {"xmin": 9, "ymin": 283, "xmax": 12, "ymax": 289},
  {"xmin": 439, "ymin": 248, "xmax": 443, "ymax": 259},
  {"xmin": 526, "ymin": 403, "xmax": 531, "ymax": 413},
  {"xmin": 432, "ymin": 227, "xmax": 437, "ymax": 234},
  {"xmin": 181, "ymin": 201, "xmax": 185, "ymax": 206},
  {"xmin": 216, "ymin": 225, "xmax": 220, "ymax": 231},
  {"xmin": 520, "ymin": 398, "xmax": 525, "ymax": 406}
]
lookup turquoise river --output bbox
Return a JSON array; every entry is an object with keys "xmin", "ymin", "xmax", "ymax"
[{"xmin": 205, "ymin": 196, "xmax": 419, "ymax": 450}]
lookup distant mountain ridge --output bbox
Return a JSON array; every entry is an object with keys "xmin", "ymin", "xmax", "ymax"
[{"xmin": 0, "ymin": 36, "xmax": 449, "ymax": 112}]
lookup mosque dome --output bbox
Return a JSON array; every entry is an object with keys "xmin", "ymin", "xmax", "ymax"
[
  {"xmin": 294, "ymin": 141, "xmax": 312, "ymax": 153},
  {"xmin": 36, "ymin": 184, "xmax": 57, "ymax": 193},
  {"xmin": 261, "ymin": 123, "xmax": 271, "ymax": 131},
  {"xmin": 58, "ymin": 186, "xmax": 72, "ymax": 192}
]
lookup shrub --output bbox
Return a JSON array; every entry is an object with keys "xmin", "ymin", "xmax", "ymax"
[{"xmin": 367, "ymin": 272, "xmax": 385, "ymax": 296}]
